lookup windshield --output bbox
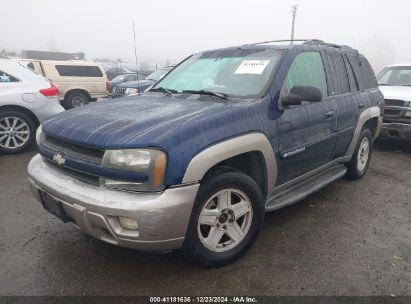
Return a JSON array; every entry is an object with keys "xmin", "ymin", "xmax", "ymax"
[
  {"xmin": 377, "ymin": 66, "xmax": 411, "ymax": 86},
  {"xmin": 151, "ymin": 48, "xmax": 283, "ymax": 99},
  {"xmin": 111, "ymin": 74, "xmax": 128, "ymax": 81},
  {"xmin": 146, "ymin": 69, "xmax": 170, "ymax": 81}
]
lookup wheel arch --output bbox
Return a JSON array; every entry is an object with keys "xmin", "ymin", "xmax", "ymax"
[
  {"xmin": 345, "ymin": 106, "xmax": 381, "ymax": 157},
  {"xmin": 182, "ymin": 133, "xmax": 277, "ymax": 199},
  {"xmin": 64, "ymin": 88, "xmax": 91, "ymax": 101},
  {"xmin": 0, "ymin": 105, "xmax": 40, "ymax": 127}
]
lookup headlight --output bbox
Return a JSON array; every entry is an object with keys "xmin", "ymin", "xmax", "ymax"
[
  {"xmin": 36, "ymin": 125, "xmax": 42, "ymax": 145},
  {"xmin": 124, "ymin": 88, "xmax": 139, "ymax": 96},
  {"xmin": 101, "ymin": 149, "xmax": 167, "ymax": 192},
  {"xmin": 404, "ymin": 110, "xmax": 411, "ymax": 118}
]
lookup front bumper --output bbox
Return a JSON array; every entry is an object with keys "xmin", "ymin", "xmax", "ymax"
[
  {"xmin": 28, "ymin": 154, "xmax": 199, "ymax": 251},
  {"xmin": 380, "ymin": 122, "xmax": 411, "ymax": 140}
]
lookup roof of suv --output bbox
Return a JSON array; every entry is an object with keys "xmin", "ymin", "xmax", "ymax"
[{"xmin": 205, "ymin": 39, "xmax": 361, "ymax": 57}]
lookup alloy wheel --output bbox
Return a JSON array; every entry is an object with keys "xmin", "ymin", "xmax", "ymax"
[
  {"xmin": 197, "ymin": 188, "xmax": 253, "ymax": 253},
  {"xmin": 0, "ymin": 117, "xmax": 30, "ymax": 149}
]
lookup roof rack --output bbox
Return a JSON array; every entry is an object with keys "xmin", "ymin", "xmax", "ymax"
[
  {"xmin": 245, "ymin": 39, "xmax": 324, "ymax": 46},
  {"xmin": 245, "ymin": 39, "xmax": 355, "ymax": 51}
]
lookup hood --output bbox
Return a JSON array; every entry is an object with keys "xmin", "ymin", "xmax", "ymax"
[
  {"xmin": 117, "ymin": 79, "xmax": 153, "ymax": 89},
  {"xmin": 42, "ymin": 94, "xmax": 241, "ymax": 149},
  {"xmin": 379, "ymin": 86, "xmax": 411, "ymax": 101}
]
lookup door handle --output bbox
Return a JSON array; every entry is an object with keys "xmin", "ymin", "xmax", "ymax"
[
  {"xmin": 325, "ymin": 110, "xmax": 335, "ymax": 118},
  {"xmin": 358, "ymin": 103, "xmax": 365, "ymax": 109}
]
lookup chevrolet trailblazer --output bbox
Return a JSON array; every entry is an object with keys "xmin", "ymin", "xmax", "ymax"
[{"xmin": 28, "ymin": 40, "xmax": 383, "ymax": 266}]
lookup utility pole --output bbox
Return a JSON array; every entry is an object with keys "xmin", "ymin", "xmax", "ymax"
[
  {"xmin": 132, "ymin": 20, "xmax": 139, "ymax": 86},
  {"xmin": 290, "ymin": 5, "xmax": 298, "ymax": 43}
]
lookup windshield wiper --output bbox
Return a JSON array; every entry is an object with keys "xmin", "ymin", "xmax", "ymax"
[
  {"xmin": 181, "ymin": 90, "xmax": 229, "ymax": 101},
  {"xmin": 150, "ymin": 87, "xmax": 177, "ymax": 96},
  {"xmin": 401, "ymin": 84, "xmax": 411, "ymax": 87}
]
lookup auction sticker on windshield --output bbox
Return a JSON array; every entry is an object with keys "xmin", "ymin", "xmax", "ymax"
[{"xmin": 234, "ymin": 60, "xmax": 270, "ymax": 74}]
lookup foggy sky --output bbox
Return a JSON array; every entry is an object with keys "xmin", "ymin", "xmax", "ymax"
[{"xmin": 1, "ymin": 0, "xmax": 410, "ymax": 72}]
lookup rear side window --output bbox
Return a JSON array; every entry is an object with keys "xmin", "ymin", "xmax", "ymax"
[
  {"xmin": 0, "ymin": 70, "xmax": 19, "ymax": 82},
  {"xmin": 326, "ymin": 52, "xmax": 350, "ymax": 95},
  {"xmin": 55, "ymin": 65, "xmax": 103, "ymax": 77},
  {"xmin": 285, "ymin": 51, "xmax": 328, "ymax": 98},
  {"xmin": 359, "ymin": 58, "xmax": 378, "ymax": 89},
  {"xmin": 347, "ymin": 55, "xmax": 377, "ymax": 91}
]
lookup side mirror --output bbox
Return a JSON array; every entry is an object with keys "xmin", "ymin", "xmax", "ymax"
[{"xmin": 281, "ymin": 85, "xmax": 323, "ymax": 106}]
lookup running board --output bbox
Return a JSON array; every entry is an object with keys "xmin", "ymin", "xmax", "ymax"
[{"xmin": 265, "ymin": 164, "xmax": 347, "ymax": 212}]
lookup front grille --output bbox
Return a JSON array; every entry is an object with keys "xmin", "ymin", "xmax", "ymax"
[
  {"xmin": 384, "ymin": 109, "xmax": 402, "ymax": 116},
  {"xmin": 46, "ymin": 160, "xmax": 100, "ymax": 186},
  {"xmin": 41, "ymin": 135, "xmax": 104, "ymax": 164},
  {"xmin": 384, "ymin": 99, "xmax": 407, "ymax": 107},
  {"xmin": 112, "ymin": 87, "xmax": 126, "ymax": 97}
]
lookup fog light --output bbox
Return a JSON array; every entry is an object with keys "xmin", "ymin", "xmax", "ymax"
[
  {"xmin": 118, "ymin": 216, "xmax": 139, "ymax": 230},
  {"xmin": 404, "ymin": 111, "xmax": 411, "ymax": 118}
]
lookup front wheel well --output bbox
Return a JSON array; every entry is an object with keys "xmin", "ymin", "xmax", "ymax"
[
  {"xmin": 0, "ymin": 105, "xmax": 40, "ymax": 127},
  {"xmin": 203, "ymin": 151, "xmax": 268, "ymax": 199}
]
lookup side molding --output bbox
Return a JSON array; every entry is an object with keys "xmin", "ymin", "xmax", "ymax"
[
  {"xmin": 182, "ymin": 133, "xmax": 277, "ymax": 192},
  {"xmin": 345, "ymin": 106, "xmax": 381, "ymax": 157}
]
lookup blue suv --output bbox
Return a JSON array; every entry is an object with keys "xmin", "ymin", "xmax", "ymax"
[{"xmin": 28, "ymin": 40, "xmax": 383, "ymax": 266}]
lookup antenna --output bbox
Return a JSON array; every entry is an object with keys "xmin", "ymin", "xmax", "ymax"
[
  {"xmin": 132, "ymin": 20, "xmax": 139, "ymax": 88},
  {"xmin": 290, "ymin": 5, "xmax": 298, "ymax": 44}
]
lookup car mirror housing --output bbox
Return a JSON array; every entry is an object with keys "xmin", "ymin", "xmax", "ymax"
[{"xmin": 281, "ymin": 85, "xmax": 323, "ymax": 106}]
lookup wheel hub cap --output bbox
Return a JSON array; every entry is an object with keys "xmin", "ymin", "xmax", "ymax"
[{"xmin": 197, "ymin": 188, "xmax": 253, "ymax": 252}]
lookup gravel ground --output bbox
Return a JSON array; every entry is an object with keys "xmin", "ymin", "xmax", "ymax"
[{"xmin": 0, "ymin": 140, "xmax": 410, "ymax": 296}]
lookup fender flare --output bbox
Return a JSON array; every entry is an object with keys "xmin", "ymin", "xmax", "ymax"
[
  {"xmin": 345, "ymin": 105, "xmax": 381, "ymax": 157},
  {"xmin": 182, "ymin": 133, "xmax": 277, "ymax": 193}
]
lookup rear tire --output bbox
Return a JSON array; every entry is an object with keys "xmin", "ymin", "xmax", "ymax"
[
  {"xmin": 0, "ymin": 110, "xmax": 36, "ymax": 154},
  {"xmin": 180, "ymin": 169, "xmax": 264, "ymax": 267},
  {"xmin": 63, "ymin": 91, "xmax": 89, "ymax": 109},
  {"xmin": 346, "ymin": 128, "xmax": 373, "ymax": 180}
]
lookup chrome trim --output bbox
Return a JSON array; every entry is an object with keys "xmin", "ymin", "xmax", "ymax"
[{"xmin": 281, "ymin": 146, "xmax": 306, "ymax": 159}]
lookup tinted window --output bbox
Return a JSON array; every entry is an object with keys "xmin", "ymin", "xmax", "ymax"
[
  {"xmin": 285, "ymin": 52, "xmax": 328, "ymax": 98},
  {"xmin": 343, "ymin": 55, "xmax": 359, "ymax": 92},
  {"xmin": 0, "ymin": 70, "xmax": 19, "ymax": 82},
  {"xmin": 359, "ymin": 58, "xmax": 377, "ymax": 89},
  {"xmin": 55, "ymin": 65, "xmax": 103, "ymax": 77},
  {"xmin": 326, "ymin": 52, "xmax": 350, "ymax": 95}
]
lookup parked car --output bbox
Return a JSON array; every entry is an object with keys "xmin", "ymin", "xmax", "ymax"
[
  {"xmin": 28, "ymin": 40, "xmax": 383, "ymax": 266},
  {"xmin": 111, "ymin": 67, "xmax": 173, "ymax": 97},
  {"xmin": 19, "ymin": 59, "xmax": 109, "ymax": 109},
  {"xmin": 108, "ymin": 73, "xmax": 146, "ymax": 93},
  {"xmin": 0, "ymin": 59, "xmax": 64, "ymax": 154},
  {"xmin": 105, "ymin": 66, "xmax": 133, "ymax": 80},
  {"xmin": 377, "ymin": 64, "xmax": 411, "ymax": 140}
]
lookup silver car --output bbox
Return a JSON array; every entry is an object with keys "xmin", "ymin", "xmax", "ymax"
[{"xmin": 0, "ymin": 59, "xmax": 64, "ymax": 154}]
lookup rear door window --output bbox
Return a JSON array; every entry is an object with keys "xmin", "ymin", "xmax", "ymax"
[
  {"xmin": 343, "ymin": 55, "xmax": 359, "ymax": 92},
  {"xmin": 0, "ymin": 71, "xmax": 19, "ymax": 82},
  {"xmin": 285, "ymin": 51, "xmax": 328, "ymax": 98},
  {"xmin": 55, "ymin": 65, "xmax": 103, "ymax": 77},
  {"xmin": 326, "ymin": 52, "xmax": 350, "ymax": 95}
]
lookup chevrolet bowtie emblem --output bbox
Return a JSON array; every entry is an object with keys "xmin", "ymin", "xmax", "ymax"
[{"xmin": 53, "ymin": 154, "xmax": 66, "ymax": 166}]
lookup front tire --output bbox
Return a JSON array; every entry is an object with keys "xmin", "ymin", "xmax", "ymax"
[
  {"xmin": 181, "ymin": 170, "xmax": 264, "ymax": 267},
  {"xmin": 346, "ymin": 128, "xmax": 373, "ymax": 180},
  {"xmin": 0, "ymin": 110, "xmax": 36, "ymax": 154}
]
